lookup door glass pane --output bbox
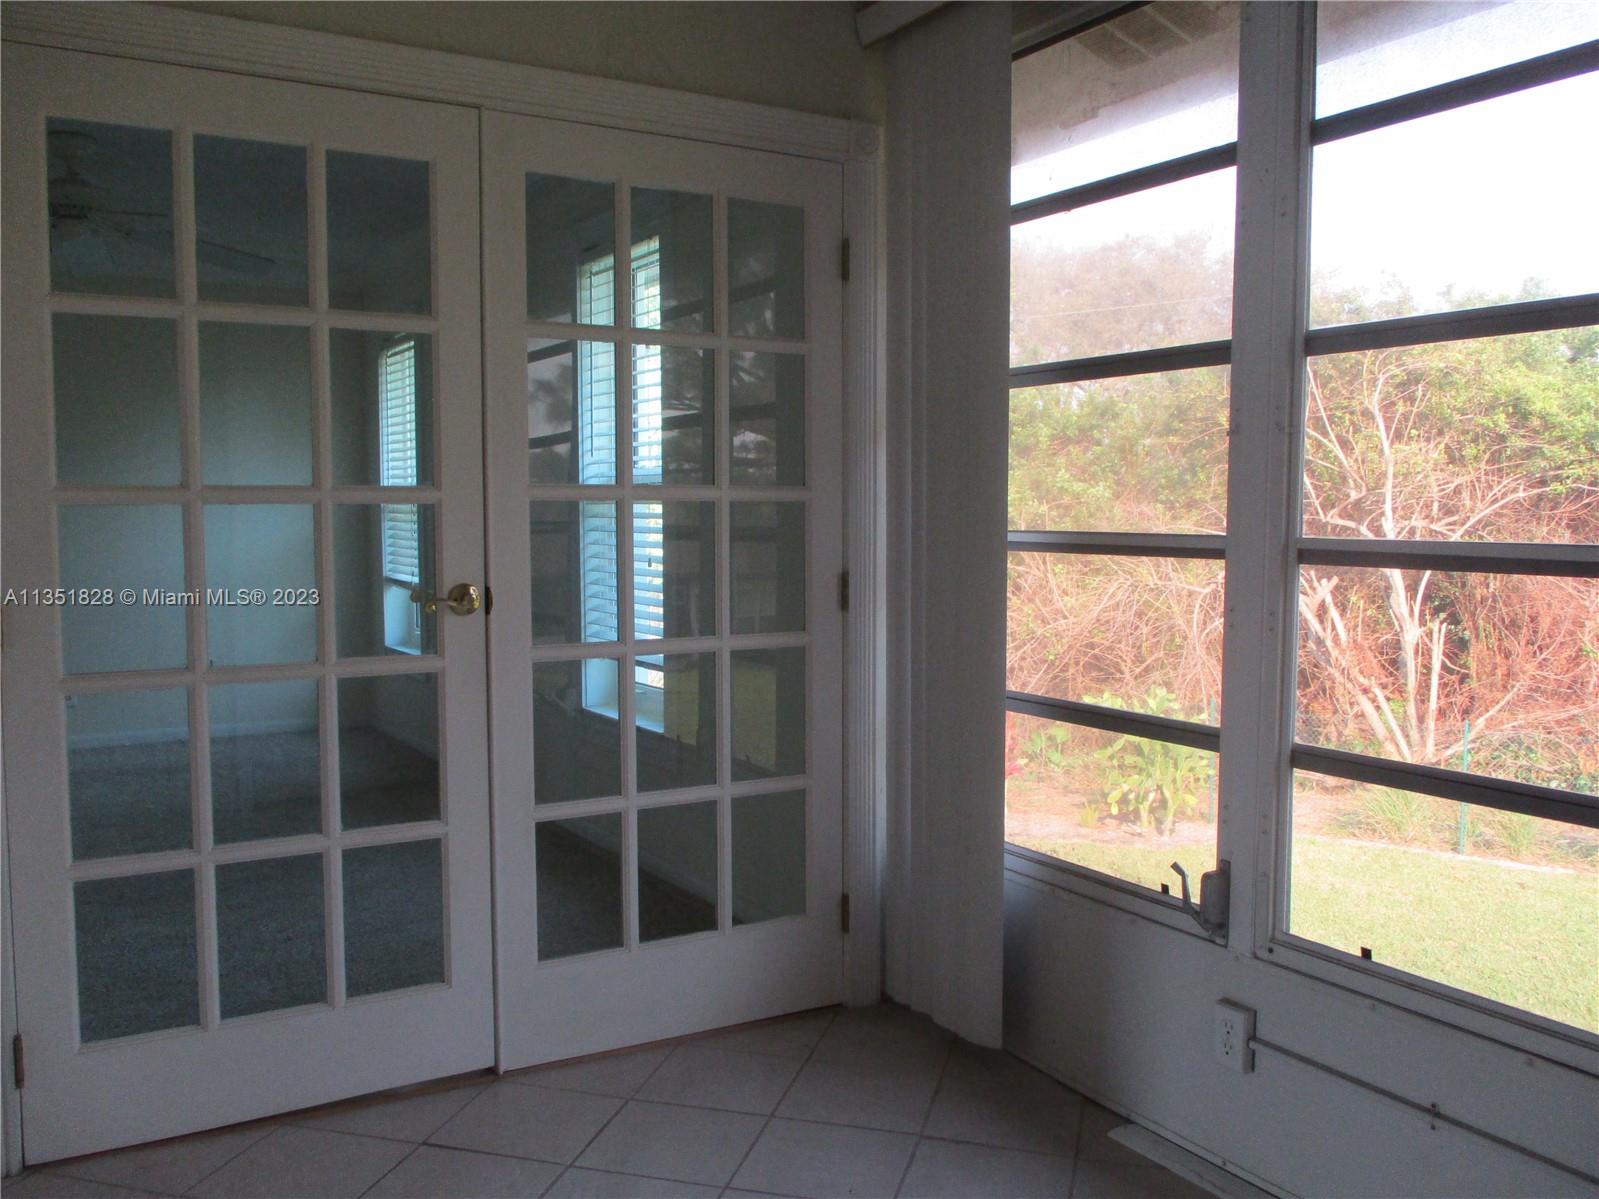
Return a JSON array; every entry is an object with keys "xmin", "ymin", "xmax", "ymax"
[
  {"xmin": 636, "ymin": 652, "xmax": 717, "ymax": 793},
  {"xmin": 733, "ymin": 791, "xmax": 805, "ymax": 925},
  {"xmin": 1011, "ymin": 168, "xmax": 1236, "ymax": 366},
  {"xmin": 1005, "ymin": 711, "xmax": 1218, "ymax": 891},
  {"xmin": 331, "ymin": 330, "xmax": 435, "ymax": 487},
  {"xmin": 526, "ymin": 173, "xmax": 616, "ymax": 325},
  {"xmin": 334, "ymin": 504, "xmax": 437, "ymax": 658},
  {"xmin": 732, "ymin": 647, "xmax": 806, "ymax": 782},
  {"xmin": 730, "ymin": 352, "xmax": 804, "ymax": 487},
  {"xmin": 1009, "ymin": 367, "xmax": 1230, "ymax": 533},
  {"xmin": 194, "ymin": 134, "xmax": 308, "ymax": 306},
  {"xmin": 48, "ymin": 118, "xmax": 175, "ymax": 298},
  {"xmin": 217, "ymin": 853, "xmax": 326, "ymax": 1018},
  {"xmin": 59, "ymin": 504, "xmax": 187, "ymax": 675},
  {"xmin": 75, "ymin": 870, "xmax": 197, "ymax": 1043},
  {"xmin": 326, "ymin": 150, "xmax": 431, "ymax": 314},
  {"xmin": 204, "ymin": 505, "xmax": 317, "ymax": 666},
  {"xmin": 53, "ymin": 313, "xmax": 181, "ymax": 486},
  {"xmin": 339, "ymin": 674, "xmax": 440, "ymax": 829},
  {"xmin": 530, "ymin": 501, "xmax": 619, "ymax": 645},
  {"xmin": 199, "ymin": 322, "xmax": 313, "ymax": 486},
  {"xmin": 728, "ymin": 199, "xmax": 805, "ymax": 339},
  {"xmin": 730, "ymin": 503, "xmax": 806, "ymax": 634},
  {"xmin": 534, "ymin": 659, "xmax": 622, "ymax": 805},
  {"xmin": 69, "ymin": 688, "xmax": 191, "ymax": 861},
  {"xmin": 630, "ymin": 187, "xmax": 712, "ymax": 333},
  {"xmin": 634, "ymin": 502, "xmax": 715, "ymax": 641},
  {"xmin": 209, "ymin": 679, "xmax": 321, "ymax": 844},
  {"xmin": 527, "ymin": 338, "xmax": 618, "ymax": 485},
  {"xmin": 638, "ymin": 800, "xmax": 717, "ymax": 942},
  {"xmin": 632, "ymin": 345, "xmax": 713, "ymax": 485},
  {"xmin": 537, "ymin": 813, "xmax": 623, "ymax": 960},
  {"xmin": 1310, "ymin": 74, "xmax": 1599, "ymax": 326},
  {"xmin": 344, "ymin": 839, "xmax": 444, "ymax": 997}
]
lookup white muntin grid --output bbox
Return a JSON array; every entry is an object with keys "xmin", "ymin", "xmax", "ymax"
[
  {"xmin": 525, "ymin": 177, "xmax": 814, "ymax": 961},
  {"xmin": 49, "ymin": 124, "xmax": 454, "ymax": 1043}
]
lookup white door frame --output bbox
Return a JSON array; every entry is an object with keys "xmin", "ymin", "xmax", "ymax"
[{"xmin": 0, "ymin": 3, "xmax": 886, "ymax": 1175}]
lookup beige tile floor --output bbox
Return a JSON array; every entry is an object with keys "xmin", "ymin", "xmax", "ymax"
[{"xmin": 8, "ymin": 1005, "xmax": 1209, "ymax": 1199}]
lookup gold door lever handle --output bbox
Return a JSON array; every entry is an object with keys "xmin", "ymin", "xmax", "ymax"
[{"xmin": 420, "ymin": 583, "xmax": 483, "ymax": 616}]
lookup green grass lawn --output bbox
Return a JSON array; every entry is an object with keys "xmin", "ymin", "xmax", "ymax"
[{"xmin": 1017, "ymin": 833, "xmax": 1599, "ymax": 1033}]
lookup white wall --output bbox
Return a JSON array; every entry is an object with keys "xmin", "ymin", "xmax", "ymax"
[{"xmin": 157, "ymin": 0, "xmax": 886, "ymax": 124}]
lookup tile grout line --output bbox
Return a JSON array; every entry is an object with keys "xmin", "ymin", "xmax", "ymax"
[
  {"xmin": 353, "ymin": 1140, "xmax": 424, "ymax": 1199},
  {"xmin": 890, "ymin": 1032, "xmax": 954, "ymax": 1199},
  {"xmin": 538, "ymin": 1037, "xmax": 685, "ymax": 1197},
  {"xmin": 717, "ymin": 1005, "xmax": 840, "ymax": 1194},
  {"xmin": 169, "ymin": 1121, "xmax": 281, "ymax": 1196}
]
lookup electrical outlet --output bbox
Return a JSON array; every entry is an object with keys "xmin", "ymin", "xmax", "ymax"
[{"xmin": 1214, "ymin": 1000, "xmax": 1255, "ymax": 1073}]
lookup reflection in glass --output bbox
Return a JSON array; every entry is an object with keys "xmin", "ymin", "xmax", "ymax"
[
  {"xmin": 530, "ymin": 501, "xmax": 618, "ymax": 644},
  {"xmin": 1303, "ymin": 332, "xmax": 1597, "ymax": 544},
  {"xmin": 1297, "ymin": 570, "xmax": 1598, "ymax": 795},
  {"xmin": 1010, "ymin": 368, "xmax": 1229, "ymax": 533},
  {"xmin": 537, "ymin": 814, "xmax": 623, "ymax": 960},
  {"xmin": 733, "ymin": 791, "xmax": 806, "ymax": 925},
  {"xmin": 1004, "ymin": 712, "xmax": 1218, "ymax": 893},
  {"xmin": 636, "ymin": 652, "xmax": 716, "ymax": 793},
  {"xmin": 728, "ymin": 199, "xmax": 805, "ymax": 339},
  {"xmin": 1315, "ymin": 0, "xmax": 1599, "ymax": 118},
  {"xmin": 53, "ymin": 314, "xmax": 181, "ymax": 486},
  {"xmin": 631, "ymin": 188, "xmax": 713, "ymax": 332},
  {"xmin": 344, "ymin": 839, "xmax": 444, "ymax": 997},
  {"xmin": 194, "ymin": 135, "xmax": 308, "ymax": 306},
  {"xmin": 326, "ymin": 150, "xmax": 431, "ymax": 314},
  {"xmin": 199, "ymin": 322, "xmax": 313, "ymax": 485},
  {"xmin": 217, "ymin": 853, "xmax": 326, "ymax": 1018},
  {"xmin": 730, "ymin": 503, "xmax": 806, "ymax": 634},
  {"xmin": 1309, "ymin": 74, "xmax": 1599, "ymax": 326},
  {"xmin": 526, "ymin": 173, "xmax": 616, "ymax": 324},
  {"xmin": 331, "ymin": 330, "xmax": 434, "ymax": 487},
  {"xmin": 633, "ymin": 345, "xmax": 714, "ymax": 485},
  {"xmin": 75, "ymin": 870, "xmax": 197, "ymax": 1043},
  {"xmin": 1011, "ymin": 168, "xmax": 1235, "ymax": 366},
  {"xmin": 1011, "ymin": 2, "xmax": 1240, "ymax": 204},
  {"xmin": 334, "ymin": 504, "xmax": 436, "ymax": 658},
  {"xmin": 1006, "ymin": 552, "xmax": 1225, "ymax": 717},
  {"xmin": 732, "ymin": 647, "xmax": 806, "ymax": 781},
  {"xmin": 634, "ymin": 502, "xmax": 715, "ymax": 641},
  {"xmin": 527, "ymin": 338, "xmax": 617, "ymax": 485},
  {"xmin": 534, "ymin": 659, "xmax": 622, "ymax": 805},
  {"xmin": 204, "ymin": 505, "xmax": 317, "ymax": 666},
  {"xmin": 69, "ymin": 688, "xmax": 191, "ymax": 861},
  {"xmin": 730, "ymin": 352, "xmax": 805, "ymax": 486},
  {"xmin": 339, "ymin": 674, "xmax": 439, "ymax": 829},
  {"xmin": 209, "ymin": 679, "xmax": 320, "ymax": 844},
  {"xmin": 48, "ymin": 119, "xmax": 175, "ymax": 298},
  {"xmin": 59, "ymin": 505, "xmax": 187, "ymax": 675},
  {"xmin": 638, "ymin": 800, "xmax": 718, "ymax": 942}
]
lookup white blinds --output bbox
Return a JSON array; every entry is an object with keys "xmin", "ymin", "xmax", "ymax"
[{"xmin": 380, "ymin": 339, "xmax": 421, "ymax": 585}]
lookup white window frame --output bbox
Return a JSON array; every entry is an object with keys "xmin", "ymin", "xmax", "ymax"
[{"xmin": 1008, "ymin": 2, "xmax": 1599, "ymax": 1065}]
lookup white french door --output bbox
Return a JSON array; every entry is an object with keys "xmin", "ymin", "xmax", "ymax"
[
  {"xmin": 1, "ymin": 46, "xmax": 493, "ymax": 1162},
  {"xmin": 482, "ymin": 112, "xmax": 847, "ymax": 1068}
]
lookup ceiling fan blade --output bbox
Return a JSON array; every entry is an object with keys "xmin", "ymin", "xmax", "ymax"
[{"xmin": 197, "ymin": 237, "xmax": 277, "ymax": 276}]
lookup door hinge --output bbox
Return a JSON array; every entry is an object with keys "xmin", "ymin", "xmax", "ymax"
[
  {"xmin": 840, "ymin": 893, "xmax": 851, "ymax": 935},
  {"xmin": 840, "ymin": 237, "xmax": 851, "ymax": 283},
  {"xmin": 837, "ymin": 570, "xmax": 850, "ymax": 612},
  {"xmin": 11, "ymin": 1033, "xmax": 23, "ymax": 1089}
]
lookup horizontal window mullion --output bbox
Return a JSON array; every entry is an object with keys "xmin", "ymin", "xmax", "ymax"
[
  {"xmin": 1293, "ymin": 745, "xmax": 1599, "ymax": 831},
  {"xmin": 1298, "ymin": 538, "xmax": 1599, "ymax": 578},
  {"xmin": 1306, "ymin": 294, "xmax": 1599, "ymax": 357},
  {"xmin": 1007, "ymin": 691, "xmax": 1220, "ymax": 753},
  {"xmin": 1312, "ymin": 39, "xmax": 1599, "ymax": 147},
  {"xmin": 1008, "ymin": 531, "xmax": 1226, "ymax": 560},
  {"xmin": 1010, "ymin": 339, "xmax": 1231, "ymax": 388},
  {"xmin": 1011, "ymin": 142, "xmax": 1237, "ymax": 226}
]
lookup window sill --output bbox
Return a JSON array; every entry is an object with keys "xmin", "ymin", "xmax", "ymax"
[{"xmin": 1003, "ymin": 843, "xmax": 1216, "ymax": 942}]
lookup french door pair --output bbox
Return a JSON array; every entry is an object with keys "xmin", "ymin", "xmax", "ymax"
[{"xmin": 1, "ymin": 45, "xmax": 845, "ymax": 1164}]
